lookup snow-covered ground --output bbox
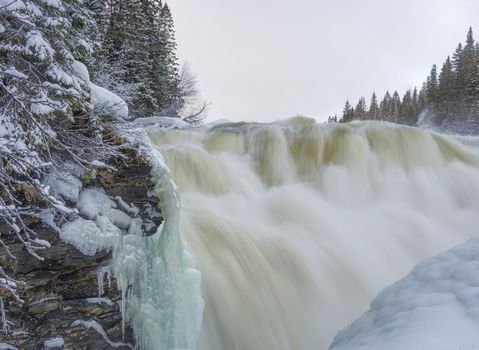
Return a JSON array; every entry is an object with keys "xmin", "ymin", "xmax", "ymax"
[{"xmin": 329, "ymin": 237, "xmax": 479, "ymax": 350}]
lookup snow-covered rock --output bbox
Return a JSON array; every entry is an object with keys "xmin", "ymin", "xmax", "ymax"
[
  {"xmin": 77, "ymin": 188, "xmax": 116, "ymax": 220},
  {"xmin": 329, "ymin": 237, "xmax": 479, "ymax": 350},
  {"xmin": 45, "ymin": 173, "xmax": 82, "ymax": 203},
  {"xmin": 77, "ymin": 188, "xmax": 132, "ymax": 229}
]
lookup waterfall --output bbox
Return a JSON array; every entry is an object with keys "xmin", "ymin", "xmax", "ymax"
[{"xmin": 148, "ymin": 117, "xmax": 479, "ymax": 350}]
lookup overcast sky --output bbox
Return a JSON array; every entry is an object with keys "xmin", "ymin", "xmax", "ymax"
[{"xmin": 169, "ymin": 0, "xmax": 479, "ymax": 123}]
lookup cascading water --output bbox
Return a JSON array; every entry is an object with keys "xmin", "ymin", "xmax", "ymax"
[{"xmin": 148, "ymin": 117, "xmax": 479, "ymax": 350}]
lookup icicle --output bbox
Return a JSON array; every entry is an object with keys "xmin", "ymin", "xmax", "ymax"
[{"xmin": 96, "ymin": 266, "xmax": 111, "ymax": 297}]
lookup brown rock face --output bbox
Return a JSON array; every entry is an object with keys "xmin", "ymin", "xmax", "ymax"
[
  {"xmin": 1, "ymin": 162, "xmax": 164, "ymax": 349},
  {"xmin": 0, "ymin": 225, "xmax": 134, "ymax": 350},
  {"xmin": 98, "ymin": 165, "xmax": 163, "ymax": 236}
]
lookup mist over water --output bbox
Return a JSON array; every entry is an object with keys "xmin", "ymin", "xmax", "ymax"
[{"xmin": 149, "ymin": 117, "xmax": 479, "ymax": 350}]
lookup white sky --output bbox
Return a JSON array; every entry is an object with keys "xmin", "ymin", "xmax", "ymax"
[{"xmin": 169, "ymin": 0, "xmax": 479, "ymax": 123}]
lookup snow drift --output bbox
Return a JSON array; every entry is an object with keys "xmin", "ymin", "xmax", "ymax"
[{"xmin": 330, "ymin": 237, "xmax": 479, "ymax": 350}]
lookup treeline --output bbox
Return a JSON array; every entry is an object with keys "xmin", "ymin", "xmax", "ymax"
[{"xmin": 336, "ymin": 28, "xmax": 479, "ymax": 134}]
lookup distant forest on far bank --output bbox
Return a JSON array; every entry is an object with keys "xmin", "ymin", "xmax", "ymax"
[{"xmin": 332, "ymin": 27, "xmax": 479, "ymax": 135}]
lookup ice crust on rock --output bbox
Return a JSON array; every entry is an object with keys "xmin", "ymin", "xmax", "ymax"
[
  {"xmin": 43, "ymin": 337, "xmax": 64, "ymax": 350},
  {"xmin": 45, "ymin": 173, "xmax": 82, "ymax": 203},
  {"xmin": 71, "ymin": 320, "xmax": 133, "ymax": 349},
  {"xmin": 76, "ymin": 188, "xmax": 132, "ymax": 228},
  {"xmin": 77, "ymin": 188, "xmax": 116, "ymax": 219},
  {"xmin": 57, "ymin": 131, "xmax": 203, "ymax": 350},
  {"xmin": 0, "ymin": 344, "xmax": 18, "ymax": 350},
  {"xmin": 60, "ymin": 217, "xmax": 119, "ymax": 256}
]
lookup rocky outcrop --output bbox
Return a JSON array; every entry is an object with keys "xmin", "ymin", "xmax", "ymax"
[
  {"xmin": 98, "ymin": 164, "xmax": 162, "ymax": 236},
  {"xmin": 0, "ymin": 161, "xmax": 163, "ymax": 349}
]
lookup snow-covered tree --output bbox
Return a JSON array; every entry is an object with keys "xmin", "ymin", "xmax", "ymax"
[
  {"xmin": 97, "ymin": 0, "xmax": 185, "ymax": 118},
  {"xmin": 0, "ymin": 0, "xmax": 126, "ymax": 323}
]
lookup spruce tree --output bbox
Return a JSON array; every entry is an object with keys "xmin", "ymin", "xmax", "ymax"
[
  {"xmin": 462, "ymin": 28, "xmax": 479, "ymax": 126},
  {"xmin": 425, "ymin": 65, "xmax": 439, "ymax": 105},
  {"xmin": 437, "ymin": 56, "xmax": 456, "ymax": 127},
  {"xmin": 342, "ymin": 100, "xmax": 354, "ymax": 122},
  {"xmin": 0, "ymin": 0, "xmax": 94, "ymax": 126},
  {"xmin": 354, "ymin": 97, "xmax": 368, "ymax": 120},
  {"xmin": 401, "ymin": 90, "xmax": 413, "ymax": 125},
  {"xmin": 368, "ymin": 93, "xmax": 379, "ymax": 120},
  {"xmin": 389, "ymin": 91, "xmax": 401, "ymax": 123},
  {"xmin": 411, "ymin": 87, "xmax": 419, "ymax": 120},
  {"xmin": 97, "ymin": 0, "xmax": 182, "ymax": 118},
  {"xmin": 157, "ymin": 2, "xmax": 181, "ymax": 114},
  {"xmin": 0, "ymin": 0, "xmax": 105, "ymax": 298},
  {"xmin": 380, "ymin": 91, "xmax": 392, "ymax": 120}
]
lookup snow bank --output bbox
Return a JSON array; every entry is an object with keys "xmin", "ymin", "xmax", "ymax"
[
  {"xmin": 134, "ymin": 116, "xmax": 190, "ymax": 129},
  {"xmin": 90, "ymin": 83, "xmax": 129, "ymax": 119},
  {"xmin": 71, "ymin": 60, "xmax": 128, "ymax": 119},
  {"xmin": 329, "ymin": 237, "xmax": 479, "ymax": 350}
]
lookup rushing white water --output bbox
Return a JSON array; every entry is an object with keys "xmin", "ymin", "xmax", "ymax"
[{"xmin": 148, "ymin": 117, "xmax": 479, "ymax": 350}]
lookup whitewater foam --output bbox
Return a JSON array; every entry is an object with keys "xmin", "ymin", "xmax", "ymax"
[{"xmin": 149, "ymin": 117, "xmax": 479, "ymax": 350}]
